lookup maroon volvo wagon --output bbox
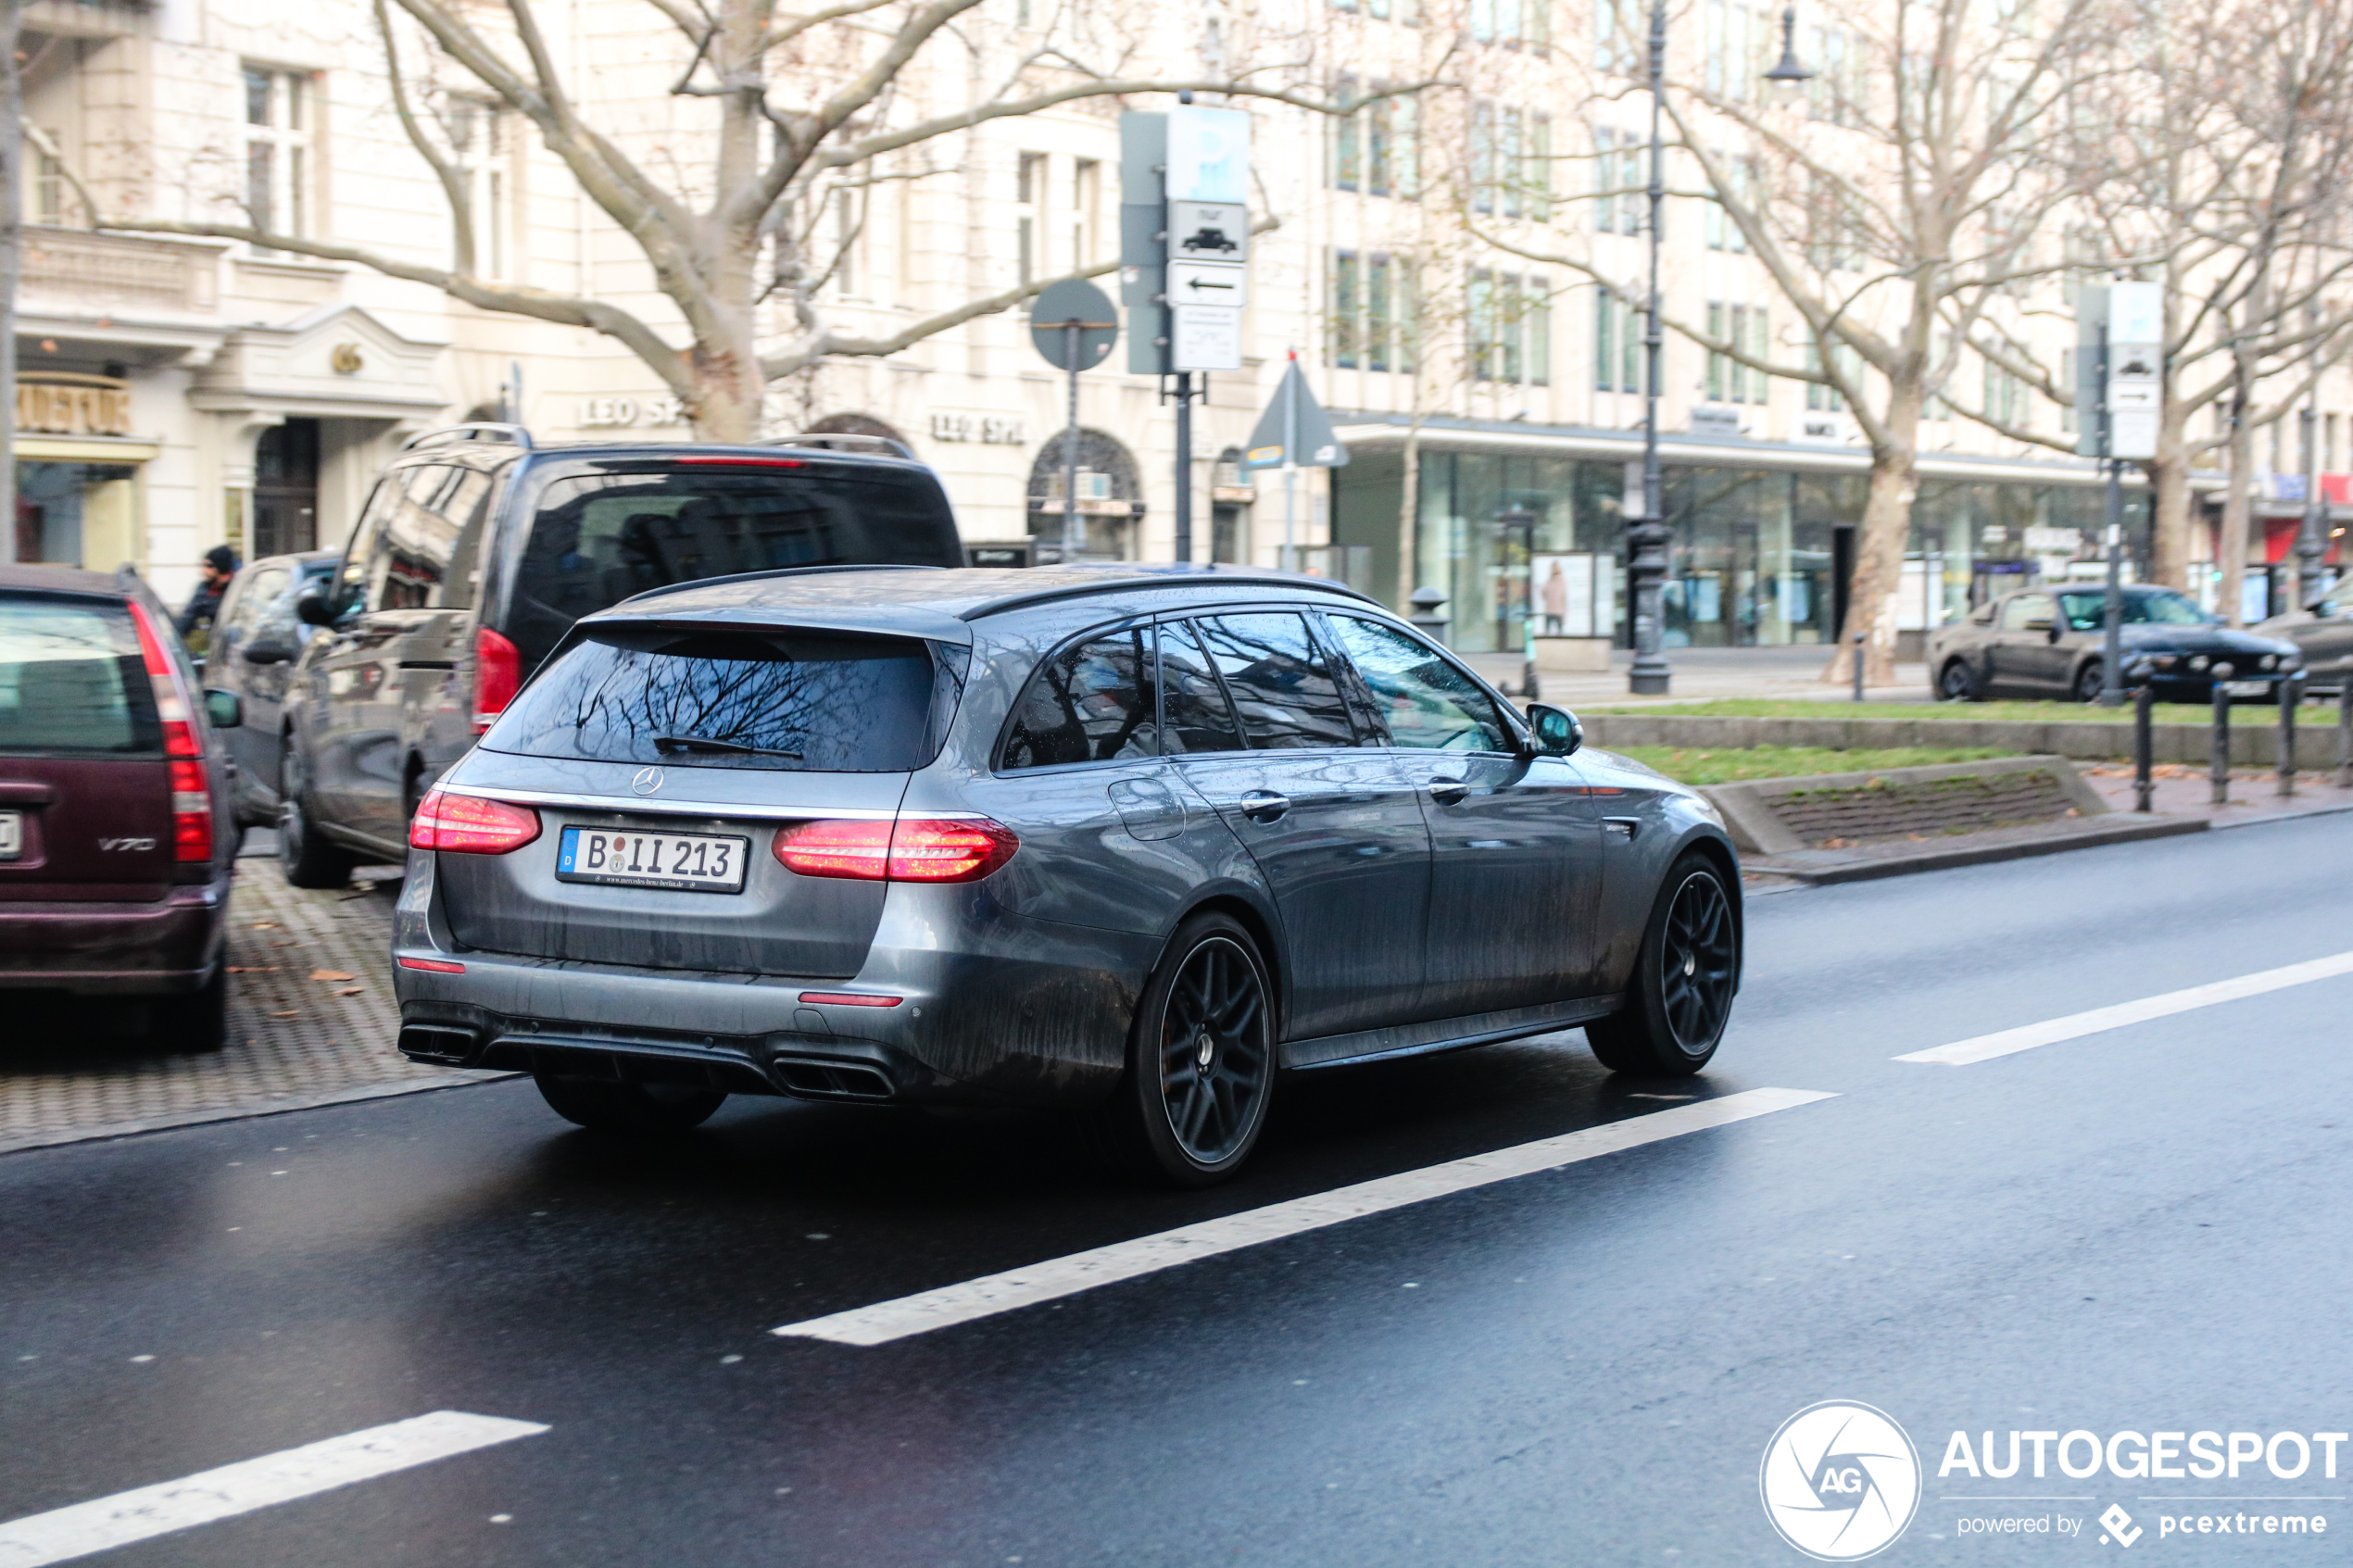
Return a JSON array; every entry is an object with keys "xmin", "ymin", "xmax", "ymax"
[{"xmin": 0, "ymin": 564, "xmax": 243, "ymax": 1047}]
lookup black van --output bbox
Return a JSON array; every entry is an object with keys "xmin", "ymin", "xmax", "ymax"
[{"xmin": 278, "ymin": 425, "xmax": 965, "ymax": 885}]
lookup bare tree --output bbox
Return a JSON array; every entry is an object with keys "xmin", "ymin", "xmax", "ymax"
[{"xmin": 72, "ymin": 0, "xmax": 1421, "ymax": 441}]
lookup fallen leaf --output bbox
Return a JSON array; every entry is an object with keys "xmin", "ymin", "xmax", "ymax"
[
  {"xmin": 226, "ymin": 966, "xmax": 278, "ymax": 973},
  {"xmin": 270, "ymin": 1010, "xmax": 299, "ymax": 1019},
  {"xmin": 250, "ymin": 922, "xmax": 280, "ymax": 930},
  {"xmin": 309, "ymin": 969, "xmax": 355, "ymax": 982},
  {"xmin": 336, "ymin": 987, "xmax": 364, "ymax": 997}
]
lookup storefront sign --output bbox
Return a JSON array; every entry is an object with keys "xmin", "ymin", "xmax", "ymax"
[
  {"xmin": 930, "ymin": 413, "xmax": 1025, "ymax": 444},
  {"xmin": 577, "ymin": 395, "xmax": 686, "ymax": 429},
  {"xmin": 16, "ymin": 375, "xmax": 134, "ymax": 438}
]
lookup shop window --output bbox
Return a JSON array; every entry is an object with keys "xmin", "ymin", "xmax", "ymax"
[{"xmin": 243, "ymin": 66, "xmax": 316, "ymax": 249}]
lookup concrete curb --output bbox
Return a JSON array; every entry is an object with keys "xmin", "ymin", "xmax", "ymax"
[
  {"xmin": 1738, "ymin": 814, "xmax": 2208, "ymax": 885},
  {"xmin": 1702, "ymin": 754, "xmax": 2100, "ymax": 856},
  {"xmin": 0, "ymin": 1071, "xmax": 518, "ymax": 1158},
  {"xmin": 1583, "ymin": 711, "xmax": 2326, "ymax": 767}
]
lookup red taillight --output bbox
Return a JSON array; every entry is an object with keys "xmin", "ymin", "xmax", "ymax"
[
  {"xmin": 410, "ymin": 788, "xmax": 542, "ymax": 854},
  {"xmin": 774, "ymin": 819, "xmax": 892, "ymax": 879},
  {"xmin": 472, "ymin": 625, "xmax": 521, "ymax": 734},
  {"xmin": 397, "ymin": 956, "xmax": 467, "ymax": 973},
  {"xmin": 674, "ymin": 456, "xmax": 807, "ymax": 467},
  {"xmin": 798, "ymin": 991, "xmax": 902, "ymax": 1007},
  {"xmin": 773, "ymin": 817, "xmax": 1017, "ymax": 884},
  {"xmin": 127, "ymin": 600, "xmax": 213, "ymax": 862}
]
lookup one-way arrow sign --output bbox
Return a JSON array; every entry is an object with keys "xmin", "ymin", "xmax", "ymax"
[{"xmin": 1169, "ymin": 259, "xmax": 1249, "ymax": 308}]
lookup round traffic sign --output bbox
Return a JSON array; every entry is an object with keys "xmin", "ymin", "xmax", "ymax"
[{"xmin": 1028, "ymin": 279, "xmax": 1119, "ymax": 371}]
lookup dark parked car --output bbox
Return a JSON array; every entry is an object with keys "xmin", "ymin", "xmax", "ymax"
[
  {"xmin": 1928, "ymin": 583, "xmax": 2300, "ymax": 703},
  {"xmin": 278, "ymin": 425, "xmax": 964, "ymax": 888},
  {"xmin": 0, "ymin": 563, "xmax": 245, "ymax": 1047},
  {"xmin": 392, "ymin": 566, "xmax": 1743, "ymax": 1184},
  {"xmin": 203, "ymin": 548, "xmax": 337, "ymax": 832},
  {"xmin": 2254, "ymin": 577, "xmax": 2353, "ymax": 693}
]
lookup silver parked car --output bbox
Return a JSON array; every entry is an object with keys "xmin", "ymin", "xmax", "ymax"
[{"xmin": 392, "ymin": 567, "xmax": 1743, "ymax": 1184}]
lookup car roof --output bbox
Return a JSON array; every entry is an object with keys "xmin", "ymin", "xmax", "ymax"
[
  {"xmin": 0, "ymin": 563, "xmax": 133, "ymax": 598},
  {"xmin": 387, "ymin": 439, "xmax": 937, "ymax": 481},
  {"xmin": 242, "ymin": 549, "xmax": 339, "ymax": 573},
  {"xmin": 585, "ymin": 565, "xmax": 1379, "ymax": 642}
]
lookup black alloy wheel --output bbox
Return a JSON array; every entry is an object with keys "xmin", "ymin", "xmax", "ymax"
[
  {"xmin": 277, "ymin": 739, "xmax": 356, "ymax": 889},
  {"xmin": 1588, "ymin": 853, "xmax": 1739, "ymax": 1076},
  {"xmin": 1938, "ymin": 659, "xmax": 1982, "ymax": 702},
  {"xmin": 1101, "ymin": 912, "xmax": 1276, "ymax": 1185},
  {"xmin": 2073, "ymin": 660, "xmax": 2106, "ymax": 704}
]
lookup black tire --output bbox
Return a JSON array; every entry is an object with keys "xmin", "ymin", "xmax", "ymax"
[
  {"xmin": 152, "ymin": 968, "xmax": 228, "ymax": 1053},
  {"xmin": 1588, "ymin": 853, "xmax": 1739, "ymax": 1077},
  {"xmin": 1097, "ymin": 912, "xmax": 1277, "ymax": 1186},
  {"xmin": 534, "ymin": 1073, "xmax": 726, "ymax": 1133},
  {"xmin": 2072, "ymin": 660, "xmax": 2106, "ymax": 704},
  {"xmin": 278, "ymin": 738, "xmax": 356, "ymax": 889},
  {"xmin": 1936, "ymin": 658, "xmax": 1983, "ymax": 702}
]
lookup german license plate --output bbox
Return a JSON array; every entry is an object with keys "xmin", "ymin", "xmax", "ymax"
[
  {"xmin": 2223, "ymin": 681, "xmax": 2271, "ymax": 697},
  {"xmin": 556, "ymin": 825, "xmax": 749, "ymax": 893},
  {"xmin": 0, "ymin": 810, "xmax": 18, "ymax": 859}
]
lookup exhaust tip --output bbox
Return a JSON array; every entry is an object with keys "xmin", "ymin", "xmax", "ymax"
[
  {"xmin": 397, "ymin": 1023, "xmax": 479, "ymax": 1065},
  {"xmin": 772, "ymin": 1057, "xmax": 896, "ymax": 1101}
]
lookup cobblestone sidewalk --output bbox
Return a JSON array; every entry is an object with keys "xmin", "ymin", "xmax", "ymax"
[{"xmin": 0, "ymin": 849, "xmax": 496, "ymax": 1156}]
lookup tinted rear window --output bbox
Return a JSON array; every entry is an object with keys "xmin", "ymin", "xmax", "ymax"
[
  {"xmin": 502, "ymin": 466, "xmax": 961, "ymax": 671},
  {"xmin": 484, "ymin": 626, "xmax": 958, "ymax": 773},
  {"xmin": 1000, "ymin": 628, "xmax": 1156, "ymax": 769},
  {"xmin": 0, "ymin": 595, "xmax": 160, "ymax": 755}
]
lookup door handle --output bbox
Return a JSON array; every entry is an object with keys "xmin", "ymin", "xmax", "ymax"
[
  {"xmin": 1239, "ymin": 790, "xmax": 1290, "ymax": 823},
  {"xmin": 1428, "ymin": 776, "xmax": 1468, "ymax": 805}
]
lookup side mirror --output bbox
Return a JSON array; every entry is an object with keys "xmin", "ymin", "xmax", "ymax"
[
  {"xmin": 1525, "ymin": 702, "xmax": 1582, "ymax": 758},
  {"xmin": 296, "ymin": 587, "xmax": 340, "ymax": 628},
  {"xmin": 203, "ymin": 689, "xmax": 244, "ymax": 729},
  {"xmin": 241, "ymin": 636, "xmax": 293, "ymax": 666}
]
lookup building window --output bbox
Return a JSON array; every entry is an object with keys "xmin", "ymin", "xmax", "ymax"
[
  {"xmin": 1708, "ymin": 305, "xmax": 1768, "ymax": 403},
  {"xmin": 1368, "ymin": 94, "xmax": 1393, "ymax": 196},
  {"xmin": 1073, "ymin": 158, "xmax": 1099, "ymax": 270},
  {"xmin": 1331, "ymin": 250, "xmax": 1361, "ymax": 370},
  {"xmin": 1335, "ymin": 74, "xmax": 1363, "ymax": 191},
  {"xmin": 1984, "ymin": 358, "xmax": 2027, "ymax": 429},
  {"xmin": 31, "ymin": 132, "xmax": 65, "ymax": 225},
  {"xmin": 1016, "ymin": 152, "xmax": 1043, "ymax": 284},
  {"xmin": 1806, "ymin": 340, "xmax": 1851, "ymax": 412},
  {"xmin": 448, "ymin": 99, "xmax": 511, "ymax": 278},
  {"xmin": 1594, "ymin": 127, "xmax": 1642, "ymax": 236},
  {"xmin": 1471, "ymin": 102, "xmax": 1496, "ymax": 214},
  {"xmin": 1368, "ymin": 255, "xmax": 1392, "ymax": 372},
  {"xmin": 1529, "ymin": 114, "xmax": 1553, "ymax": 223},
  {"xmin": 243, "ymin": 66, "xmax": 314, "ymax": 245}
]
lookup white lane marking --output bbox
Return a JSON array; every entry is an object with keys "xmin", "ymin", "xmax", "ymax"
[
  {"xmin": 0, "ymin": 1411, "xmax": 547, "ymax": 1567},
  {"xmin": 774, "ymin": 1086, "xmax": 1835, "ymax": 1347},
  {"xmin": 1895, "ymin": 949, "xmax": 2353, "ymax": 1067}
]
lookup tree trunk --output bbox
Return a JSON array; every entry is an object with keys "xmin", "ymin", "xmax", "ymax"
[
  {"xmin": 1824, "ymin": 392, "xmax": 1921, "ymax": 688},
  {"xmin": 688, "ymin": 334, "xmax": 764, "ymax": 443},
  {"xmin": 2147, "ymin": 404, "xmax": 2194, "ymax": 590},
  {"xmin": 2218, "ymin": 399, "xmax": 2254, "ymax": 628}
]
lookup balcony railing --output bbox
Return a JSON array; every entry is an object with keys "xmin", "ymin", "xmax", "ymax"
[{"xmin": 19, "ymin": 226, "xmax": 220, "ymax": 314}]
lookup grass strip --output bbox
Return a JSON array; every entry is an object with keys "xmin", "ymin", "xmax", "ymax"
[{"xmin": 1615, "ymin": 743, "xmax": 2019, "ymax": 786}]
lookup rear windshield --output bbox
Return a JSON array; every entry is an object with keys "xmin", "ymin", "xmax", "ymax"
[
  {"xmin": 0, "ymin": 594, "xmax": 160, "ymax": 755},
  {"xmin": 502, "ymin": 465, "xmax": 962, "ymax": 672},
  {"xmin": 484, "ymin": 626, "xmax": 962, "ymax": 773}
]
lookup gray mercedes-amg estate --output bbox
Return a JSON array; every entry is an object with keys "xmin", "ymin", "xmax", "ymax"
[{"xmin": 392, "ymin": 566, "xmax": 1743, "ymax": 1183}]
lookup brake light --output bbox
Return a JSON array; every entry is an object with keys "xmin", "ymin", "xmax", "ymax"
[
  {"xmin": 472, "ymin": 625, "xmax": 520, "ymax": 734},
  {"xmin": 675, "ymin": 456, "xmax": 807, "ymax": 467},
  {"xmin": 397, "ymin": 956, "xmax": 467, "ymax": 973},
  {"xmin": 127, "ymin": 600, "xmax": 213, "ymax": 862},
  {"xmin": 773, "ymin": 817, "xmax": 1017, "ymax": 883},
  {"xmin": 410, "ymin": 789, "xmax": 542, "ymax": 854}
]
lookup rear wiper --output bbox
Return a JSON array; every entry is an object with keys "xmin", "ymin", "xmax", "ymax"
[{"xmin": 652, "ymin": 733, "xmax": 803, "ymax": 759}]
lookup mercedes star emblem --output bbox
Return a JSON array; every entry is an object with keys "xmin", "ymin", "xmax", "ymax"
[{"xmin": 631, "ymin": 767, "xmax": 664, "ymax": 796}]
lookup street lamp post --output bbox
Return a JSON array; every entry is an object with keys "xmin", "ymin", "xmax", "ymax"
[
  {"xmin": 2296, "ymin": 401, "xmax": 2327, "ymax": 609},
  {"xmin": 1625, "ymin": 6, "xmax": 1807, "ymax": 696},
  {"xmin": 1626, "ymin": 0, "xmax": 1675, "ymax": 696}
]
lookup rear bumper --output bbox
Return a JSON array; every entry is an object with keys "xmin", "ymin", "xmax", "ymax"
[
  {"xmin": 0, "ymin": 882, "xmax": 231, "ymax": 995},
  {"xmin": 390, "ymin": 857, "xmax": 1155, "ymax": 1109}
]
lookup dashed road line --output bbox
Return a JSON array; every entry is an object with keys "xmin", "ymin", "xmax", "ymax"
[
  {"xmin": 774, "ymin": 1086, "xmax": 1836, "ymax": 1347},
  {"xmin": 1895, "ymin": 949, "xmax": 2353, "ymax": 1066},
  {"xmin": 0, "ymin": 1411, "xmax": 547, "ymax": 1566}
]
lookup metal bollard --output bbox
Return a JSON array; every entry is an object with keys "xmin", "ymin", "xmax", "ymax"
[
  {"xmin": 2133, "ymin": 681, "xmax": 2155, "ymax": 813},
  {"xmin": 2338, "ymin": 683, "xmax": 2353, "ymax": 789},
  {"xmin": 1852, "ymin": 629, "xmax": 1866, "ymax": 703},
  {"xmin": 2211, "ymin": 682, "xmax": 2232, "ymax": 806},
  {"xmin": 2277, "ymin": 672, "xmax": 2303, "ymax": 797}
]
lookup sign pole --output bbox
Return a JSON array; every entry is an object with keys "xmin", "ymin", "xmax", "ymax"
[
  {"xmin": 1063, "ymin": 320, "xmax": 1082, "ymax": 565},
  {"xmin": 2101, "ymin": 318, "xmax": 2124, "ymax": 707},
  {"xmin": 1175, "ymin": 372, "xmax": 1192, "ymax": 566},
  {"xmin": 1282, "ymin": 358, "xmax": 1298, "ymax": 572}
]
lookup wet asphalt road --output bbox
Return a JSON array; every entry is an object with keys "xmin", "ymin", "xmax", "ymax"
[{"xmin": 6, "ymin": 815, "xmax": 2353, "ymax": 1567}]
